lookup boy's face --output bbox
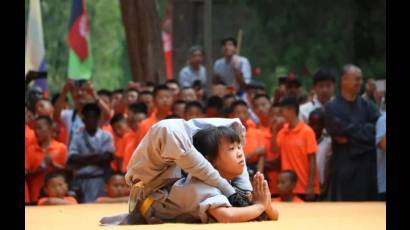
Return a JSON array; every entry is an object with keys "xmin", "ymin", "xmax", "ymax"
[
  {"xmin": 173, "ymin": 103, "xmax": 186, "ymax": 118},
  {"xmin": 222, "ymin": 41, "xmax": 236, "ymax": 57},
  {"xmin": 309, "ymin": 114, "xmax": 324, "ymax": 139},
  {"xmin": 45, "ymin": 176, "xmax": 68, "ymax": 198},
  {"xmin": 138, "ymin": 94, "xmax": 154, "ymax": 113},
  {"xmin": 280, "ymin": 106, "xmax": 296, "ymax": 122},
  {"xmin": 111, "ymin": 93, "xmax": 123, "ymax": 108},
  {"xmin": 277, "ymin": 173, "xmax": 295, "ymax": 197},
  {"xmin": 126, "ymin": 91, "xmax": 139, "ymax": 105},
  {"xmin": 127, "ymin": 111, "xmax": 147, "ymax": 129},
  {"xmin": 253, "ymin": 97, "xmax": 271, "ymax": 119},
  {"xmin": 34, "ymin": 119, "xmax": 52, "ymax": 142},
  {"xmin": 113, "ymin": 120, "xmax": 129, "ymax": 137},
  {"xmin": 106, "ymin": 175, "xmax": 129, "ymax": 197},
  {"xmin": 223, "ymin": 97, "xmax": 235, "ymax": 109},
  {"xmin": 190, "ymin": 50, "xmax": 204, "ymax": 66},
  {"xmin": 154, "ymin": 90, "xmax": 173, "ymax": 112},
  {"xmin": 180, "ymin": 89, "xmax": 197, "ymax": 102},
  {"xmin": 166, "ymin": 83, "xmax": 180, "ymax": 101},
  {"xmin": 231, "ymin": 105, "xmax": 249, "ymax": 124},
  {"xmin": 184, "ymin": 107, "xmax": 204, "ymax": 120},
  {"xmin": 35, "ymin": 100, "xmax": 54, "ymax": 117},
  {"xmin": 206, "ymin": 107, "xmax": 221, "ymax": 118},
  {"xmin": 211, "ymin": 85, "xmax": 227, "ymax": 98},
  {"xmin": 213, "ymin": 139, "xmax": 244, "ymax": 180},
  {"xmin": 314, "ymin": 80, "xmax": 335, "ymax": 103},
  {"xmin": 82, "ymin": 111, "xmax": 100, "ymax": 132}
]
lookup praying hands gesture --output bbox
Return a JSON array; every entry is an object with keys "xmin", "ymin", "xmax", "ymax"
[{"xmin": 252, "ymin": 172, "xmax": 279, "ymax": 220}]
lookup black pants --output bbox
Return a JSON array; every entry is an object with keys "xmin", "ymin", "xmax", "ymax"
[
  {"xmin": 378, "ymin": 192, "xmax": 386, "ymax": 201},
  {"xmin": 297, "ymin": 194, "xmax": 319, "ymax": 202}
]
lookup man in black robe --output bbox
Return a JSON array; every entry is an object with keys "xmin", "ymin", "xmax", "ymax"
[{"xmin": 324, "ymin": 64, "xmax": 380, "ymax": 201}]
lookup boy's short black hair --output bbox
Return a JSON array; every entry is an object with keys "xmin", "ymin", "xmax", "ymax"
[
  {"xmin": 128, "ymin": 102, "xmax": 147, "ymax": 115},
  {"xmin": 110, "ymin": 113, "xmax": 126, "ymax": 126},
  {"xmin": 113, "ymin": 89, "xmax": 124, "ymax": 95},
  {"xmin": 192, "ymin": 80, "xmax": 203, "ymax": 89},
  {"xmin": 97, "ymin": 89, "xmax": 112, "ymax": 98},
  {"xmin": 213, "ymin": 80, "xmax": 227, "ymax": 86},
  {"xmin": 104, "ymin": 171, "xmax": 125, "ymax": 184},
  {"xmin": 230, "ymin": 100, "xmax": 248, "ymax": 112},
  {"xmin": 252, "ymin": 93, "xmax": 271, "ymax": 103},
  {"xmin": 185, "ymin": 101, "xmax": 204, "ymax": 113},
  {"xmin": 51, "ymin": 93, "xmax": 68, "ymax": 105},
  {"xmin": 153, "ymin": 84, "xmax": 170, "ymax": 98},
  {"xmin": 207, "ymin": 96, "xmax": 224, "ymax": 111},
  {"xmin": 221, "ymin": 37, "xmax": 237, "ymax": 47},
  {"xmin": 279, "ymin": 97, "xmax": 300, "ymax": 115},
  {"xmin": 173, "ymin": 100, "xmax": 186, "ymax": 105},
  {"xmin": 165, "ymin": 114, "xmax": 180, "ymax": 119},
  {"xmin": 193, "ymin": 126, "xmax": 241, "ymax": 163},
  {"xmin": 139, "ymin": 90, "xmax": 153, "ymax": 97},
  {"xmin": 313, "ymin": 67, "xmax": 337, "ymax": 85},
  {"xmin": 44, "ymin": 170, "xmax": 66, "ymax": 186},
  {"xmin": 35, "ymin": 115, "xmax": 54, "ymax": 127},
  {"xmin": 280, "ymin": 170, "xmax": 298, "ymax": 184},
  {"xmin": 82, "ymin": 103, "xmax": 101, "ymax": 116}
]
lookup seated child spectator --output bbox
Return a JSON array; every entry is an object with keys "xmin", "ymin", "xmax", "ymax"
[
  {"xmin": 96, "ymin": 172, "xmax": 130, "ymax": 203},
  {"xmin": 37, "ymin": 171, "xmax": 78, "ymax": 205},
  {"xmin": 67, "ymin": 103, "xmax": 115, "ymax": 203},
  {"xmin": 211, "ymin": 81, "xmax": 228, "ymax": 98},
  {"xmin": 110, "ymin": 114, "xmax": 131, "ymax": 171},
  {"xmin": 206, "ymin": 96, "xmax": 224, "ymax": 118},
  {"xmin": 172, "ymin": 100, "xmax": 186, "ymax": 118},
  {"xmin": 184, "ymin": 101, "xmax": 205, "ymax": 120},
  {"xmin": 26, "ymin": 116, "xmax": 67, "ymax": 203},
  {"xmin": 272, "ymin": 170, "xmax": 304, "ymax": 203}
]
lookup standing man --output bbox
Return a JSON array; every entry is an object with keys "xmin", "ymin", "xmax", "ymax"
[
  {"xmin": 324, "ymin": 64, "xmax": 380, "ymax": 201},
  {"xmin": 213, "ymin": 37, "xmax": 252, "ymax": 91}
]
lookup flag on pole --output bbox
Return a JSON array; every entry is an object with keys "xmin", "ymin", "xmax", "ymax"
[
  {"xmin": 162, "ymin": 3, "xmax": 173, "ymax": 80},
  {"xmin": 25, "ymin": 0, "xmax": 48, "ymax": 97},
  {"xmin": 67, "ymin": 0, "xmax": 92, "ymax": 80}
]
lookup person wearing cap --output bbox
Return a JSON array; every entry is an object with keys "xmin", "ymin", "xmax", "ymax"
[
  {"xmin": 299, "ymin": 67, "xmax": 336, "ymax": 123},
  {"xmin": 213, "ymin": 37, "xmax": 252, "ymax": 91},
  {"xmin": 285, "ymin": 73, "xmax": 303, "ymax": 99}
]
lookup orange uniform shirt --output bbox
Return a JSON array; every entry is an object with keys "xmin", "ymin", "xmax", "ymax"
[
  {"xmin": 25, "ymin": 125, "xmax": 37, "ymax": 153},
  {"xmin": 271, "ymin": 196, "xmax": 304, "ymax": 203},
  {"xmin": 37, "ymin": 196, "xmax": 78, "ymax": 205},
  {"xmin": 258, "ymin": 124, "xmax": 279, "ymax": 195},
  {"xmin": 277, "ymin": 122, "xmax": 320, "ymax": 194},
  {"xmin": 26, "ymin": 140, "xmax": 68, "ymax": 201},
  {"xmin": 243, "ymin": 125, "xmax": 264, "ymax": 164},
  {"xmin": 245, "ymin": 119, "xmax": 257, "ymax": 129},
  {"xmin": 122, "ymin": 112, "xmax": 160, "ymax": 172}
]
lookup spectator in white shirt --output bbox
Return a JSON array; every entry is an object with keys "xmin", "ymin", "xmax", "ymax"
[{"xmin": 179, "ymin": 46, "xmax": 207, "ymax": 88}]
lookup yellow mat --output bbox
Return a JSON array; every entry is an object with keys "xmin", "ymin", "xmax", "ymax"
[{"xmin": 25, "ymin": 202, "xmax": 386, "ymax": 230}]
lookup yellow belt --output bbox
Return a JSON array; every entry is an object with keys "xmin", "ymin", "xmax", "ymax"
[{"xmin": 133, "ymin": 181, "xmax": 154, "ymax": 216}]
